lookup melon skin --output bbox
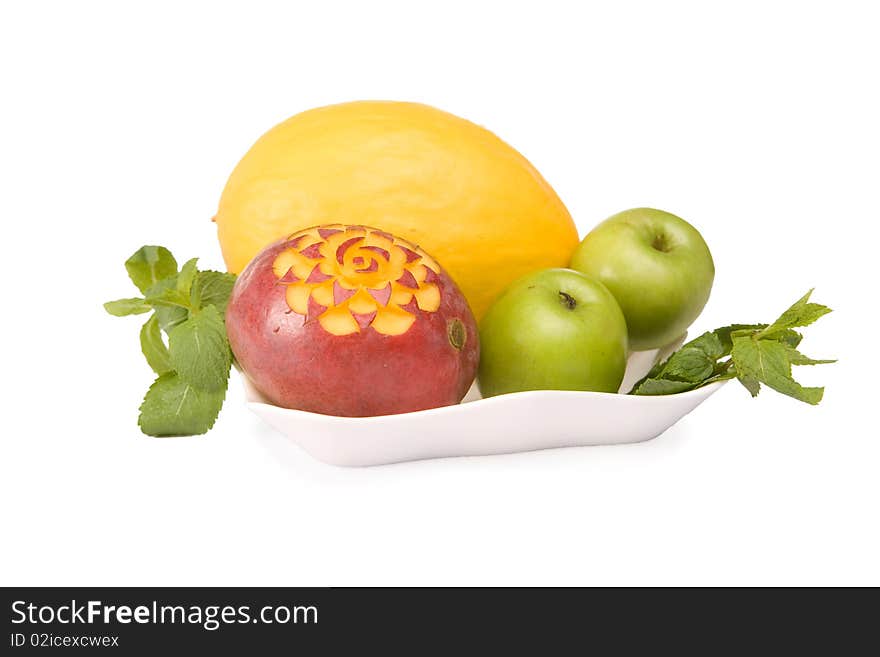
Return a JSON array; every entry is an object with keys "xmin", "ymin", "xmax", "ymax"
[
  {"xmin": 215, "ymin": 100, "xmax": 579, "ymax": 320},
  {"xmin": 226, "ymin": 235, "xmax": 479, "ymax": 417}
]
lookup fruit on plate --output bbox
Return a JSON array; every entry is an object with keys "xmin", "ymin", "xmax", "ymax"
[
  {"xmin": 225, "ymin": 223, "xmax": 479, "ymax": 417},
  {"xmin": 569, "ymin": 208, "xmax": 714, "ymax": 351},
  {"xmin": 478, "ymin": 268, "xmax": 628, "ymax": 397},
  {"xmin": 214, "ymin": 101, "xmax": 579, "ymax": 319}
]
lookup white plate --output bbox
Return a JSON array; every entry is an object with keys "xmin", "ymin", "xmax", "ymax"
[{"xmin": 242, "ymin": 335, "xmax": 726, "ymax": 466}]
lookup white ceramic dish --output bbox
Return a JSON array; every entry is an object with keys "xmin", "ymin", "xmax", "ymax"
[{"xmin": 243, "ymin": 334, "xmax": 727, "ymax": 466}]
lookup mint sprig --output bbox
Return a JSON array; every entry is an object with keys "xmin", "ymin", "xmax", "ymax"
[
  {"xmin": 168, "ymin": 305, "xmax": 231, "ymax": 392},
  {"xmin": 630, "ymin": 290, "xmax": 834, "ymax": 404},
  {"xmin": 139, "ymin": 315, "xmax": 173, "ymax": 375},
  {"xmin": 105, "ymin": 246, "xmax": 236, "ymax": 436},
  {"xmin": 125, "ymin": 246, "xmax": 178, "ymax": 294},
  {"xmin": 138, "ymin": 373, "xmax": 227, "ymax": 436}
]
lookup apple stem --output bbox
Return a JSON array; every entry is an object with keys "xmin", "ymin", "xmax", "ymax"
[
  {"xmin": 651, "ymin": 233, "xmax": 672, "ymax": 252},
  {"xmin": 558, "ymin": 291, "xmax": 577, "ymax": 310}
]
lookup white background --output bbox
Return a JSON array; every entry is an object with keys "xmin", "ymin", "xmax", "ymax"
[{"xmin": 1, "ymin": 1, "xmax": 878, "ymax": 586}]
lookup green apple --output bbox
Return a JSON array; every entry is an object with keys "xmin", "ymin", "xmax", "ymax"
[
  {"xmin": 569, "ymin": 208, "xmax": 714, "ymax": 351},
  {"xmin": 478, "ymin": 268, "xmax": 628, "ymax": 397}
]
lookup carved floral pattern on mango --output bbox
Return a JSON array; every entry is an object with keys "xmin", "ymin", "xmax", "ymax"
[{"xmin": 272, "ymin": 224, "xmax": 442, "ymax": 336}]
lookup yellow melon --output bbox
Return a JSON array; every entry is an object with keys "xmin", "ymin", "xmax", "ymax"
[{"xmin": 214, "ymin": 101, "xmax": 578, "ymax": 319}]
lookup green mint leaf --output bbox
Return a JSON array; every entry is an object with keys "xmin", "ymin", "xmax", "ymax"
[
  {"xmin": 138, "ymin": 372, "xmax": 226, "ymax": 436},
  {"xmin": 660, "ymin": 346, "xmax": 716, "ymax": 383},
  {"xmin": 144, "ymin": 276, "xmax": 189, "ymax": 332},
  {"xmin": 139, "ymin": 315, "xmax": 173, "ymax": 375},
  {"xmin": 737, "ymin": 373, "xmax": 761, "ymax": 397},
  {"xmin": 629, "ymin": 291, "xmax": 833, "ymax": 401},
  {"xmin": 731, "ymin": 336, "xmax": 824, "ymax": 404},
  {"xmin": 104, "ymin": 297, "xmax": 150, "ymax": 317},
  {"xmin": 774, "ymin": 328, "xmax": 804, "ymax": 349},
  {"xmin": 682, "ymin": 331, "xmax": 727, "ymax": 360},
  {"xmin": 713, "ymin": 324, "xmax": 766, "ymax": 353},
  {"xmin": 168, "ymin": 305, "xmax": 231, "ymax": 391},
  {"xmin": 636, "ymin": 329, "xmax": 730, "ymax": 387},
  {"xmin": 154, "ymin": 305, "xmax": 189, "ymax": 334},
  {"xmin": 147, "ymin": 274, "xmax": 189, "ymax": 333},
  {"xmin": 196, "ymin": 271, "xmax": 236, "ymax": 316},
  {"xmin": 125, "ymin": 246, "xmax": 178, "ymax": 294},
  {"xmin": 760, "ymin": 289, "xmax": 832, "ymax": 337},
  {"xmin": 176, "ymin": 258, "xmax": 199, "ymax": 300},
  {"xmin": 778, "ymin": 342, "xmax": 836, "ymax": 366},
  {"xmin": 703, "ymin": 370, "xmax": 738, "ymax": 385},
  {"xmin": 631, "ymin": 378, "xmax": 697, "ymax": 395}
]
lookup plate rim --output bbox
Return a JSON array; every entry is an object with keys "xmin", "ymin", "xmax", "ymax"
[{"xmin": 242, "ymin": 375, "xmax": 728, "ymax": 424}]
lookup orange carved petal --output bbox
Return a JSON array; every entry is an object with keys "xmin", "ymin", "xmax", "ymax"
[
  {"xmin": 363, "ymin": 231, "xmax": 394, "ymax": 252},
  {"xmin": 310, "ymin": 280, "xmax": 334, "ymax": 307},
  {"xmin": 318, "ymin": 231, "xmax": 346, "ymax": 261},
  {"xmin": 414, "ymin": 283, "xmax": 441, "ymax": 312},
  {"xmin": 336, "ymin": 275, "xmax": 360, "ymax": 290},
  {"xmin": 417, "ymin": 251, "xmax": 440, "ymax": 273},
  {"xmin": 390, "ymin": 284, "xmax": 413, "ymax": 306},
  {"xmin": 319, "ymin": 305, "xmax": 360, "ymax": 336},
  {"xmin": 390, "ymin": 247, "xmax": 408, "ymax": 272},
  {"xmin": 285, "ymin": 282, "xmax": 312, "ymax": 315},
  {"xmin": 347, "ymin": 288, "xmax": 379, "ymax": 314},
  {"xmin": 273, "ymin": 249, "xmax": 300, "ymax": 279},
  {"xmin": 371, "ymin": 305, "xmax": 416, "ymax": 336},
  {"xmin": 318, "ymin": 258, "xmax": 339, "ymax": 277},
  {"xmin": 274, "ymin": 247, "xmax": 319, "ymax": 280},
  {"xmin": 409, "ymin": 264, "xmax": 428, "ymax": 283}
]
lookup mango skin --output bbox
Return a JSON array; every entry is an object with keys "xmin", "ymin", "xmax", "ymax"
[
  {"xmin": 226, "ymin": 235, "xmax": 479, "ymax": 417},
  {"xmin": 215, "ymin": 101, "xmax": 579, "ymax": 320}
]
